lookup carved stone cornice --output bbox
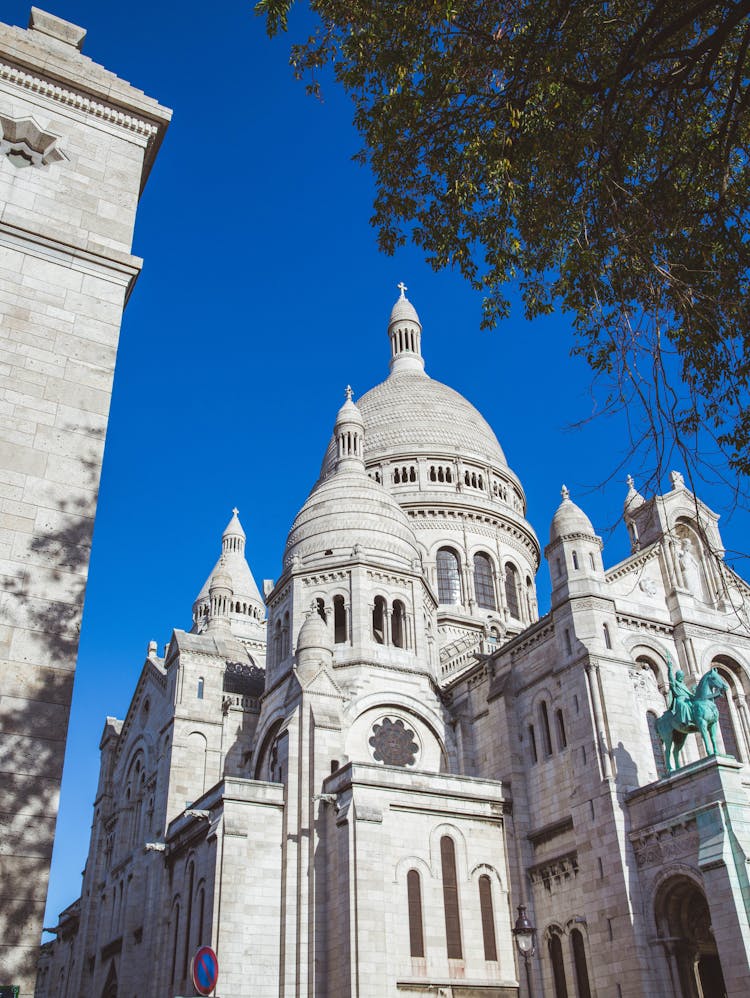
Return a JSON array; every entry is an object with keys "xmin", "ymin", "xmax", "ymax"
[
  {"xmin": 629, "ymin": 817, "xmax": 698, "ymax": 868},
  {"xmin": 0, "ymin": 60, "xmax": 160, "ymax": 140},
  {"xmin": 605, "ymin": 541, "xmax": 662, "ymax": 584},
  {"xmin": 528, "ymin": 850, "xmax": 579, "ymax": 893}
]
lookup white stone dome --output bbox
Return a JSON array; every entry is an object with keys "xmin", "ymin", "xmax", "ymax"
[
  {"xmin": 549, "ymin": 487, "xmax": 596, "ymax": 543},
  {"xmin": 389, "ymin": 294, "xmax": 421, "ymax": 328},
  {"xmin": 284, "ymin": 469, "xmax": 420, "ymax": 570},
  {"xmin": 296, "ymin": 610, "xmax": 334, "ymax": 654},
  {"xmin": 320, "ymin": 370, "xmax": 507, "ymax": 476}
]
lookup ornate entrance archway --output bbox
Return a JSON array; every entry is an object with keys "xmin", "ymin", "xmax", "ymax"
[{"xmin": 655, "ymin": 877, "xmax": 727, "ymax": 998}]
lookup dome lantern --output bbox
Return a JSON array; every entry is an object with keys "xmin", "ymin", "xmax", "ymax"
[
  {"xmin": 388, "ymin": 282, "xmax": 424, "ymax": 374},
  {"xmin": 334, "ymin": 385, "xmax": 365, "ymax": 471}
]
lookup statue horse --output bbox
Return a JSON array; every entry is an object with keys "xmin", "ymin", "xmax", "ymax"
[{"xmin": 655, "ymin": 667, "xmax": 729, "ymax": 773}]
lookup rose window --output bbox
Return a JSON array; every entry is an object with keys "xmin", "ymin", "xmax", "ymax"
[{"xmin": 368, "ymin": 716, "xmax": 419, "ymax": 767}]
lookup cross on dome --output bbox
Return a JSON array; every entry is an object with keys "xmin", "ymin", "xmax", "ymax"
[
  {"xmin": 561, "ymin": 484, "xmax": 570, "ymax": 500},
  {"xmin": 345, "ymin": 385, "xmax": 353, "ymax": 401},
  {"xmin": 397, "ymin": 281, "xmax": 407, "ymax": 298}
]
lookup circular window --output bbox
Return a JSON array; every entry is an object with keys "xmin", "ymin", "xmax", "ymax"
[{"xmin": 368, "ymin": 716, "xmax": 420, "ymax": 767}]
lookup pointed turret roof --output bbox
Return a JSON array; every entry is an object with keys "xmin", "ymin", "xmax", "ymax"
[{"xmin": 194, "ymin": 509, "xmax": 263, "ymax": 608}]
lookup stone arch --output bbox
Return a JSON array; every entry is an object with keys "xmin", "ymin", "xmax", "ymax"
[
  {"xmin": 654, "ymin": 873, "xmax": 727, "ymax": 998},
  {"xmin": 252, "ymin": 715, "xmax": 286, "ymax": 780},
  {"xmin": 707, "ymin": 653, "xmax": 749, "ymax": 760}
]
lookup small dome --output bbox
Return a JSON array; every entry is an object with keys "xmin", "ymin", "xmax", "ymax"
[
  {"xmin": 624, "ymin": 475, "xmax": 645, "ymax": 514},
  {"xmin": 296, "ymin": 609, "xmax": 334, "ymax": 655},
  {"xmin": 335, "ymin": 386, "xmax": 364, "ymax": 430},
  {"xmin": 549, "ymin": 485, "xmax": 596, "ymax": 543},
  {"xmin": 210, "ymin": 564, "xmax": 233, "ymax": 592},
  {"xmin": 285, "ymin": 472, "xmax": 420, "ymax": 570},
  {"xmin": 389, "ymin": 289, "xmax": 421, "ymax": 328}
]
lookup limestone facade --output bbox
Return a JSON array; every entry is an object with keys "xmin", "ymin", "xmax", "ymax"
[
  {"xmin": 36, "ymin": 291, "xmax": 750, "ymax": 998},
  {"xmin": 0, "ymin": 8, "xmax": 170, "ymax": 993}
]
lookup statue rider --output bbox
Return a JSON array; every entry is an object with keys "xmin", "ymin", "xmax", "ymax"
[{"xmin": 667, "ymin": 654, "xmax": 695, "ymax": 726}]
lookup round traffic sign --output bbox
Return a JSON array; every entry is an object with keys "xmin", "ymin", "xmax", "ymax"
[{"xmin": 191, "ymin": 945, "xmax": 219, "ymax": 996}]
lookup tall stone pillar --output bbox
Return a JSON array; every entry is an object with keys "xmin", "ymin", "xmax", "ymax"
[{"xmin": 0, "ymin": 9, "xmax": 170, "ymax": 992}]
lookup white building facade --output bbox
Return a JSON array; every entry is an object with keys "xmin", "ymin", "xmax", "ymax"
[{"xmin": 38, "ymin": 292, "xmax": 750, "ymax": 998}]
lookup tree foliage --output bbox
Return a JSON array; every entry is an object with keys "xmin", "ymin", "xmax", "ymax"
[{"xmin": 256, "ymin": 1, "xmax": 750, "ymax": 487}]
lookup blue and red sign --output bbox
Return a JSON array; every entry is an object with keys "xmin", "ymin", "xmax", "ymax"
[{"xmin": 191, "ymin": 946, "xmax": 219, "ymax": 996}]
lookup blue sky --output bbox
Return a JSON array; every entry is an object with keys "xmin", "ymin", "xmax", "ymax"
[{"xmin": 9, "ymin": 0, "xmax": 747, "ymax": 931}]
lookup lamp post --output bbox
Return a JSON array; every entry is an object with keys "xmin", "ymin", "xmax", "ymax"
[{"xmin": 513, "ymin": 903, "xmax": 537, "ymax": 998}]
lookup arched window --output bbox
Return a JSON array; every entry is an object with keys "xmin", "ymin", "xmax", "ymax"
[
  {"xmin": 570, "ymin": 929, "xmax": 592, "ymax": 998},
  {"xmin": 473, "ymin": 553, "xmax": 496, "ymax": 610},
  {"xmin": 528, "ymin": 724, "xmax": 538, "ymax": 763},
  {"xmin": 712, "ymin": 661, "xmax": 744, "ymax": 760},
  {"xmin": 525, "ymin": 576, "xmax": 534, "ymax": 619},
  {"xmin": 392, "ymin": 600, "xmax": 406, "ymax": 648},
  {"xmin": 282, "ymin": 611, "xmax": 290, "ymax": 657},
  {"xmin": 548, "ymin": 933, "xmax": 569, "ymax": 998},
  {"xmin": 407, "ymin": 870, "xmax": 425, "ymax": 958},
  {"xmin": 478, "ymin": 875, "xmax": 498, "ymax": 961},
  {"xmin": 372, "ymin": 596, "xmax": 387, "ymax": 644},
  {"xmin": 183, "ymin": 862, "xmax": 195, "ymax": 979},
  {"xmin": 556, "ymin": 709, "xmax": 567, "ymax": 749},
  {"xmin": 504, "ymin": 563, "xmax": 520, "ymax": 618},
  {"xmin": 197, "ymin": 885, "xmax": 206, "ymax": 946},
  {"xmin": 170, "ymin": 902, "xmax": 181, "ymax": 986},
  {"xmin": 715, "ymin": 676, "xmax": 741, "ymax": 758},
  {"xmin": 273, "ymin": 620, "xmax": 281, "ymax": 666},
  {"xmin": 437, "ymin": 548, "xmax": 462, "ymax": 604},
  {"xmin": 540, "ymin": 701, "xmax": 553, "ymax": 756},
  {"xmin": 603, "ymin": 623, "xmax": 612, "ymax": 649},
  {"xmin": 572, "ymin": 550, "xmax": 579, "ymax": 570},
  {"xmin": 333, "ymin": 595, "xmax": 346, "ymax": 644},
  {"xmin": 315, "ymin": 598, "xmax": 326, "ymax": 621},
  {"xmin": 197, "ymin": 677, "xmax": 204, "ymax": 699},
  {"xmin": 440, "ymin": 836, "xmax": 463, "ymax": 959}
]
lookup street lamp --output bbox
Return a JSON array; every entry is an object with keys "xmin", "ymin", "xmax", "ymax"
[{"xmin": 513, "ymin": 903, "xmax": 536, "ymax": 998}]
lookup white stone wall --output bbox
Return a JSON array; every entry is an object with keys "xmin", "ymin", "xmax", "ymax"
[{"xmin": 0, "ymin": 10, "xmax": 170, "ymax": 992}]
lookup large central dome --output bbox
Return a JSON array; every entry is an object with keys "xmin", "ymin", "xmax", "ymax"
[
  {"xmin": 320, "ymin": 289, "xmax": 507, "ymax": 478},
  {"xmin": 358, "ymin": 369, "xmax": 507, "ymax": 467}
]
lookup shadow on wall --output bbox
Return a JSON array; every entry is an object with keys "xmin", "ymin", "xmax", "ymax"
[{"xmin": 0, "ymin": 439, "xmax": 101, "ymax": 984}]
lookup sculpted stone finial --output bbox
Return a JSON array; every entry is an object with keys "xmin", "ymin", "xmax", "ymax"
[
  {"xmin": 232, "ymin": 506, "xmax": 239, "ymax": 516},
  {"xmin": 345, "ymin": 385, "xmax": 353, "ymax": 402},
  {"xmin": 397, "ymin": 280, "xmax": 407, "ymax": 298},
  {"xmin": 626, "ymin": 475, "xmax": 634, "ymax": 489},
  {"xmin": 561, "ymin": 484, "xmax": 570, "ymax": 501},
  {"xmin": 670, "ymin": 470, "xmax": 685, "ymax": 490}
]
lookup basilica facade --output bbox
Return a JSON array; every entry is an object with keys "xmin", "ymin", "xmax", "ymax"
[{"xmin": 37, "ymin": 291, "xmax": 750, "ymax": 998}]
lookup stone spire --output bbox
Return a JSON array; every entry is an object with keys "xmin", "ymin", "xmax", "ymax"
[
  {"xmin": 388, "ymin": 282, "xmax": 424, "ymax": 374},
  {"xmin": 334, "ymin": 386, "xmax": 365, "ymax": 471},
  {"xmin": 222, "ymin": 506, "xmax": 246, "ymax": 556},
  {"xmin": 192, "ymin": 509, "xmax": 265, "ymax": 636}
]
